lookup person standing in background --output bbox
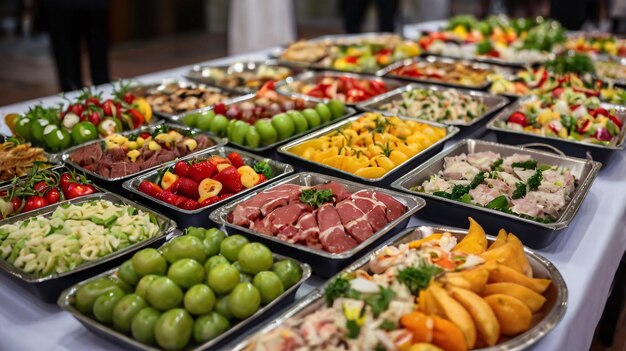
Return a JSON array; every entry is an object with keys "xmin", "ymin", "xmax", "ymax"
[
  {"xmin": 340, "ymin": 0, "xmax": 399, "ymax": 33},
  {"xmin": 41, "ymin": 0, "xmax": 110, "ymax": 92}
]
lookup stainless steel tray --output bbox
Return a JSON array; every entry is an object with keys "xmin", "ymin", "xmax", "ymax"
[
  {"xmin": 231, "ymin": 224, "xmax": 567, "ymax": 351},
  {"xmin": 57, "ymin": 241, "xmax": 311, "ymax": 351},
  {"xmin": 185, "ymin": 60, "xmax": 305, "ymax": 95},
  {"xmin": 375, "ymin": 55, "xmax": 514, "ymax": 89},
  {"xmin": 391, "ymin": 139, "xmax": 601, "ymax": 248},
  {"xmin": 423, "ymin": 47, "xmax": 554, "ymax": 67},
  {"xmin": 175, "ymin": 94, "xmax": 357, "ymax": 153},
  {"xmin": 592, "ymin": 55, "xmax": 626, "ymax": 86},
  {"xmin": 123, "ymin": 145, "xmax": 295, "ymax": 229},
  {"xmin": 277, "ymin": 113, "xmax": 459, "ymax": 186},
  {"xmin": 486, "ymin": 97, "xmax": 626, "ymax": 161},
  {"xmin": 0, "ymin": 149, "xmax": 61, "ymax": 188},
  {"xmin": 61, "ymin": 123, "xmax": 225, "ymax": 189},
  {"xmin": 0, "ymin": 192, "xmax": 176, "ymax": 302},
  {"xmin": 274, "ymin": 70, "xmax": 409, "ymax": 107},
  {"xmin": 357, "ymin": 82, "xmax": 510, "ymax": 127},
  {"xmin": 130, "ymin": 78, "xmax": 242, "ymax": 123},
  {"xmin": 209, "ymin": 172, "xmax": 425, "ymax": 277}
]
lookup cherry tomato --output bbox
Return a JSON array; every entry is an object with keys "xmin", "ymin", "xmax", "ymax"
[
  {"xmin": 10, "ymin": 197, "xmax": 22, "ymax": 212},
  {"xmin": 65, "ymin": 183, "xmax": 96, "ymax": 199},
  {"xmin": 60, "ymin": 173, "xmax": 74, "ymax": 191},
  {"xmin": 213, "ymin": 102, "xmax": 227, "ymax": 115},
  {"xmin": 85, "ymin": 97, "xmax": 101, "ymax": 107},
  {"xmin": 33, "ymin": 181, "xmax": 49, "ymax": 194},
  {"xmin": 68, "ymin": 104, "xmax": 85, "ymax": 116},
  {"xmin": 123, "ymin": 92, "xmax": 136, "ymax": 104},
  {"xmin": 507, "ymin": 111, "xmax": 527, "ymax": 126},
  {"xmin": 45, "ymin": 188, "xmax": 62, "ymax": 204},
  {"xmin": 22, "ymin": 196, "xmax": 50, "ymax": 212}
]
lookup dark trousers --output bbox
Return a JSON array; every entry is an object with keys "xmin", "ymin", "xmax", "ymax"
[
  {"xmin": 341, "ymin": 0, "xmax": 399, "ymax": 34},
  {"xmin": 43, "ymin": 1, "xmax": 110, "ymax": 92}
]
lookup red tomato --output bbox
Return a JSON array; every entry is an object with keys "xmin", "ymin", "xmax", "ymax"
[
  {"xmin": 10, "ymin": 197, "xmax": 22, "ymax": 212},
  {"xmin": 45, "ymin": 188, "xmax": 62, "ymax": 204},
  {"xmin": 102, "ymin": 99, "xmax": 118, "ymax": 117},
  {"xmin": 64, "ymin": 183, "xmax": 96, "ymax": 199},
  {"xmin": 85, "ymin": 97, "xmax": 101, "ymax": 107},
  {"xmin": 173, "ymin": 161, "xmax": 190, "ymax": 177},
  {"xmin": 22, "ymin": 196, "xmax": 50, "ymax": 212},
  {"xmin": 507, "ymin": 111, "xmax": 527, "ymax": 126},
  {"xmin": 123, "ymin": 92, "xmax": 136, "ymax": 104},
  {"xmin": 60, "ymin": 173, "xmax": 74, "ymax": 191},
  {"xmin": 33, "ymin": 181, "xmax": 50, "ymax": 194},
  {"xmin": 552, "ymin": 87, "xmax": 565, "ymax": 98}
]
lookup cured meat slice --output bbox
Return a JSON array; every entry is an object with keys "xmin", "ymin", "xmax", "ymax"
[
  {"xmin": 230, "ymin": 184, "xmax": 301, "ymax": 226},
  {"xmin": 350, "ymin": 190, "xmax": 389, "ymax": 232},
  {"xmin": 317, "ymin": 203, "xmax": 357, "ymax": 253},
  {"xmin": 336, "ymin": 199, "xmax": 373, "ymax": 243}
]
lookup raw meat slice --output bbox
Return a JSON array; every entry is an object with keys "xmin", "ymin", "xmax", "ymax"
[
  {"xmin": 317, "ymin": 203, "xmax": 357, "ymax": 253},
  {"xmin": 264, "ymin": 203, "xmax": 313, "ymax": 236},
  {"xmin": 350, "ymin": 190, "xmax": 389, "ymax": 232},
  {"xmin": 369, "ymin": 191, "xmax": 406, "ymax": 222},
  {"xmin": 336, "ymin": 199, "xmax": 373, "ymax": 243},
  {"xmin": 229, "ymin": 184, "xmax": 301, "ymax": 226}
]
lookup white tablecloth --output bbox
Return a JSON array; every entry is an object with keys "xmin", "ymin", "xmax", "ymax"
[{"xmin": 1, "ymin": 45, "xmax": 625, "ymax": 351}]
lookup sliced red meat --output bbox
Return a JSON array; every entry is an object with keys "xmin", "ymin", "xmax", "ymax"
[
  {"xmin": 369, "ymin": 191, "xmax": 406, "ymax": 222},
  {"xmin": 109, "ymin": 162, "xmax": 128, "ymax": 178},
  {"xmin": 351, "ymin": 190, "xmax": 389, "ymax": 232},
  {"xmin": 296, "ymin": 212, "xmax": 322, "ymax": 249},
  {"xmin": 70, "ymin": 144, "xmax": 103, "ymax": 166},
  {"xmin": 95, "ymin": 162, "xmax": 111, "ymax": 178},
  {"xmin": 263, "ymin": 203, "xmax": 312, "ymax": 236},
  {"xmin": 105, "ymin": 147, "xmax": 126, "ymax": 163},
  {"xmin": 336, "ymin": 199, "xmax": 374, "ymax": 243},
  {"xmin": 156, "ymin": 150, "xmax": 176, "ymax": 164},
  {"xmin": 312, "ymin": 181, "xmax": 351, "ymax": 202},
  {"xmin": 196, "ymin": 135, "xmax": 215, "ymax": 150},
  {"xmin": 229, "ymin": 184, "xmax": 301, "ymax": 227},
  {"xmin": 317, "ymin": 203, "xmax": 357, "ymax": 253}
]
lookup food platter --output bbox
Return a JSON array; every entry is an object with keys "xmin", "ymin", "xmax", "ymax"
[
  {"xmin": 0, "ymin": 192, "xmax": 176, "ymax": 302},
  {"xmin": 232, "ymin": 224, "xmax": 567, "ymax": 351},
  {"xmin": 391, "ymin": 139, "xmax": 601, "ymax": 248},
  {"xmin": 123, "ymin": 145, "xmax": 294, "ymax": 228},
  {"xmin": 210, "ymin": 172, "xmax": 425, "ymax": 276}
]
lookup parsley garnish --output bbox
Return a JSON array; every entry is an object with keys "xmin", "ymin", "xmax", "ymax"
[
  {"xmin": 511, "ymin": 159, "xmax": 537, "ymax": 170},
  {"xmin": 324, "ymin": 277, "xmax": 350, "ymax": 305},
  {"xmin": 253, "ymin": 161, "xmax": 273, "ymax": 178},
  {"xmin": 300, "ymin": 189, "xmax": 334, "ymax": 208},
  {"xmin": 380, "ymin": 320, "xmax": 396, "ymax": 331},
  {"xmin": 527, "ymin": 169, "xmax": 543, "ymax": 191},
  {"xmin": 512, "ymin": 182, "xmax": 527, "ymax": 199},
  {"xmin": 346, "ymin": 320, "xmax": 361, "ymax": 339},
  {"xmin": 365, "ymin": 286, "xmax": 395, "ymax": 318},
  {"xmin": 468, "ymin": 171, "xmax": 486, "ymax": 189},
  {"xmin": 397, "ymin": 265, "xmax": 443, "ymax": 295},
  {"xmin": 491, "ymin": 158, "xmax": 504, "ymax": 171}
]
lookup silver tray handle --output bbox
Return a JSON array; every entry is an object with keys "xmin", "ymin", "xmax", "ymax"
[{"xmin": 521, "ymin": 143, "xmax": 566, "ymax": 157}]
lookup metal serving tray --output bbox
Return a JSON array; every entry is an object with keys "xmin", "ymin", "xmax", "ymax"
[
  {"xmin": 123, "ymin": 145, "xmax": 294, "ymax": 229},
  {"xmin": 130, "ymin": 78, "xmax": 242, "ymax": 123},
  {"xmin": 486, "ymin": 98, "xmax": 626, "ymax": 162},
  {"xmin": 0, "ymin": 192, "xmax": 176, "ymax": 303},
  {"xmin": 0, "ymin": 150, "xmax": 61, "ymax": 188},
  {"xmin": 277, "ymin": 113, "xmax": 459, "ymax": 186},
  {"xmin": 231, "ymin": 224, "xmax": 567, "ymax": 351},
  {"xmin": 209, "ymin": 172, "xmax": 425, "ymax": 277},
  {"xmin": 391, "ymin": 139, "xmax": 601, "ymax": 248},
  {"xmin": 57, "ymin": 246, "xmax": 311, "ymax": 351},
  {"xmin": 274, "ymin": 71, "xmax": 409, "ymax": 107},
  {"xmin": 61, "ymin": 123, "xmax": 225, "ymax": 190},
  {"xmin": 357, "ymin": 82, "xmax": 510, "ymax": 129},
  {"xmin": 422, "ymin": 42, "xmax": 554, "ymax": 67},
  {"xmin": 186, "ymin": 60, "xmax": 305, "ymax": 95},
  {"xmin": 593, "ymin": 55, "xmax": 626, "ymax": 86},
  {"xmin": 176, "ymin": 94, "xmax": 357, "ymax": 154},
  {"xmin": 375, "ymin": 55, "xmax": 514, "ymax": 90}
]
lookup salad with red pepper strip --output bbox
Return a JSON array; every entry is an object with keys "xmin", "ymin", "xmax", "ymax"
[
  {"xmin": 500, "ymin": 88, "xmax": 623, "ymax": 145},
  {"xmin": 288, "ymin": 76, "xmax": 389, "ymax": 103},
  {"xmin": 0, "ymin": 167, "xmax": 97, "ymax": 219}
]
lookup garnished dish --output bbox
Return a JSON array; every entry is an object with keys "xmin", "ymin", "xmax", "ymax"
[
  {"xmin": 415, "ymin": 152, "xmax": 575, "ymax": 223},
  {"xmin": 489, "ymin": 53, "xmax": 626, "ymax": 104},
  {"xmin": 497, "ymin": 90, "xmax": 623, "ymax": 145},
  {"xmin": 0, "ymin": 167, "xmax": 97, "ymax": 219},
  {"xmin": 228, "ymin": 181, "xmax": 407, "ymax": 253},
  {"xmin": 386, "ymin": 59, "xmax": 494, "ymax": 88},
  {"xmin": 377, "ymin": 88, "xmax": 487, "ymax": 124},
  {"xmin": 594, "ymin": 60, "xmax": 626, "ymax": 83},
  {"xmin": 136, "ymin": 151, "xmax": 271, "ymax": 210},
  {"xmin": 0, "ymin": 199, "xmax": 159, "ymax": 276},
  {"xmin": 134, "ymin": 81, "xmax": 234, "ymax": 115},
  {"xmin": 191, "ymin": 64, "xmax": 295, "ymax": 93},
  {"xmin": 280, "ymin": 35, "xmax": 421, "ymax": 73},
  {"xmin": 418, "ymin": 15, "xmax": 565, "ymax": 64},
  {"xmin": 68, "ymin": 125, "xmax": 216, "ymax": 179},
  {"xmin": 66, "ymin": 227, "xmax": 305, "ymax": 350},
  {"xmin": 283, "ymin": 75, "xmax": 389, "ymax": 103},
  {"xmin": 181, "ymin": 82, "xmax": 349, "ymax": 149},
  {"xmin": 0, "ymin": 138, "xmax": 50, "ymax": 182},
  {"xmin": 565, "ymin": 34, "xmax": 626, "ymax": 57},
  {"xmin": 286, "ymin": 113, "xmax": 447, "ymax": 179},
  {"xmin": 242, "ymin": 218, "xmax": 553, "ymax": 351},
  {"xmin": 10, "ymin": 86, "xmax": 153, "ymax": 152}
]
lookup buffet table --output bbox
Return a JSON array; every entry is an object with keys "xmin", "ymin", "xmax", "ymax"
[{"xmin": 1, "ymin": 43, "xmax": 625, "ymax": 351}]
